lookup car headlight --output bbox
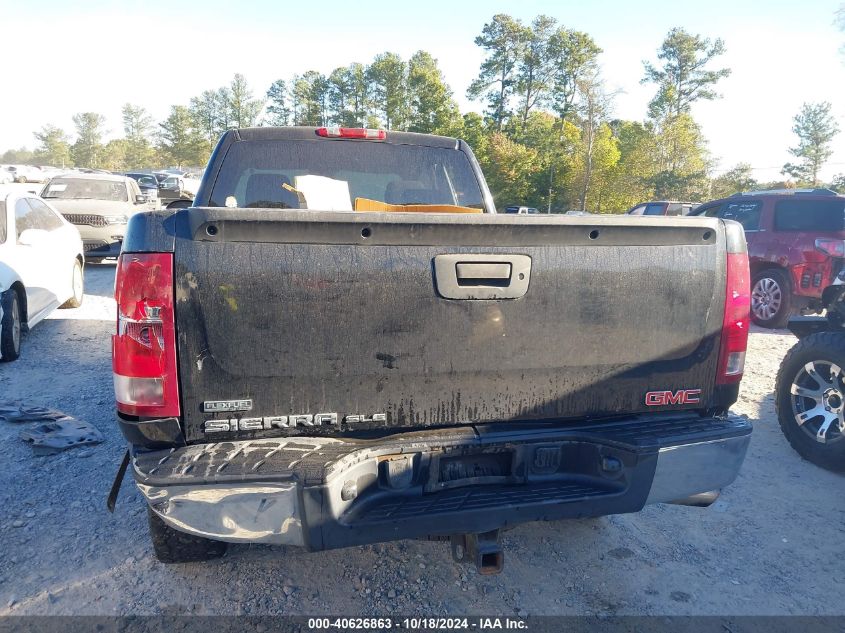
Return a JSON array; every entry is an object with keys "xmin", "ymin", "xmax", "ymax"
[{"xmin": 105, "ymin": 215, "xmax": 129, "ymax": 225}]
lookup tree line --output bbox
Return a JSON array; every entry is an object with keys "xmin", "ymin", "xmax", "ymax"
[{"xmin": 3, "ymin": 13, "xmax": 842, "ymax": 211}]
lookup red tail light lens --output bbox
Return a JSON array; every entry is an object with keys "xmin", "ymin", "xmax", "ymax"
[
  {"xmin": 112, "ymin": 253, "xmax": 180, "ymax": 417},
  {"xmin": 316, "ymin": 127, "xmax": 386, "ymax": 140},
  {"xmin": 716, "ymin": 251, "xmax": 751, "ymax": 384},
  {"xmin": 814, "ymin": 238, "xmax": 845, "ymax": 258}
]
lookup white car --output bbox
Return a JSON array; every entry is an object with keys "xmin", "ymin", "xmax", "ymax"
[
  {"xmin": 5, "ymin": 165, "xmax": 47, "ymax": 183},
  {"xmin": 0, "ymin": 189, "xmax": 84, "ymax": 361},
  {"xmin": 0, "ymin": 169, "xmax": 13, "ymax": 185}
]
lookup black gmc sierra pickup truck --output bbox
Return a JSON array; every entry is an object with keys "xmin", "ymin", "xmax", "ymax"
[{"xmin": 109, "ymin": 126, "xmax": 752, "ymax": 573}]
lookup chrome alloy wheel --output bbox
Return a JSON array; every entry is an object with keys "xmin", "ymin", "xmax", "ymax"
[
  {"xmin": 790, "ymin": 361, "xmax": 845, "ymax": 444},
  {"xmin": 751, "ymin": 277, "xmax": 783, "ymax": 321}
]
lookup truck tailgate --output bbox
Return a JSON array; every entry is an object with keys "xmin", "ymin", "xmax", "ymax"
[{"xmin": 173, "ymin": 209, "xmax": 726, "ymax": 441}]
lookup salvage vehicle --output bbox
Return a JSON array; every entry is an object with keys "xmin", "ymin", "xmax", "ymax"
[
  {"xmin": 41, "ymin": 173, "xmax": 150, "ymax": 263},
  {"xmin": 692, "ymin": 189, "xmax": 845, "ymax": 328},
  {"xmin": 775, "ymin": 272, "xmax": 845, "ymax": 472},
  {"xmin": 109, "ymin": 126, "xmax": 752, "ymax": 572},
  {"xmin": 0, "ymin": 189, "xmax": 84, "ymax": 361}
]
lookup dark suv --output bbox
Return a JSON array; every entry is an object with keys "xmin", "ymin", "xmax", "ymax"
[{"xmin": 693, "ymin": 189, "xmax": 845, "ymax": 328}]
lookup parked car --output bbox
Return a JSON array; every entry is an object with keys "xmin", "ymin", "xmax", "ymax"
[
  {"xmin": 0, "ymin": 189, "xmax": 84, "ymax": 361},
  {"xmin": 155, "ymin": 172, "xmax": 200, "ymax": 204},
  {"xmin": 692, "ymin": 188, "xmax": 845, "ymax": 328},
  {"xmin": 503, "ymin": 206, "xmax": 539, "ymax": 214},
  {"xmin": 4, "ymin": 165, "xmax": 47, "ymax": 184},
  {"xmin": 109, "ymin": 126, "xmax": 751, "ymax": 569},
  {"xmin": 626, "ymin": 201, "xmax": 698, "ymax": 216},
  {"xmin": 125, "ymin": 172, "xmax": 160, "ymax": 205},
  {"xmin": 774, "ymin": 284, "xmax": 845, "ymax": 472},
  {"xmin": 0, "ymin": 169, "xmax": 13, "ymax": 185},
  {"xmin": 40, "ymin": 173, "xmax": 150, "ymax": 262}
]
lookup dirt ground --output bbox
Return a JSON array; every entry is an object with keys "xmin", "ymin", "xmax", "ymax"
[{"xmin": 0, "ymin": 264, "xmax": 843, "ymax": 616}]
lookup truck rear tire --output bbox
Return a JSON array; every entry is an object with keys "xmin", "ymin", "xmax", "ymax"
[
  {"xmin": 775, "ymin": 332, "xmax": 845, "ymax": 472},
  {"xmin": 751, "ymin": 268, "xmax": 793, "ymax": 329},
  {"xmin": 146, "ymin": 506, "xmax": 228, "ymax": 563}
]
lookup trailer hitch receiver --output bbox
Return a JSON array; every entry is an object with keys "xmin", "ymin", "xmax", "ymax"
[{"xmin": 450, "ymin": 530, "xmax": 504, "ymax": 575}]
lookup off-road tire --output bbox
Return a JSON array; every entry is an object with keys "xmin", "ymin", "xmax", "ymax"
[
  {"xmin": 775, "ymin": 332, "xmax": 845, "ymax": 472},
  {"xmin": 147, "ymin": 506, "xmax": 227, "ymax": 563},
  {"xmin": 60, "ymin": 260, "xmax": 84, "ymax": 309},
  {"xmin": 752, "ymin": 268, "xmax": 794, "ymax": 329},
  {"xmin": 0, "ymin": 290, "xmax": 22, "ymax": 362}
]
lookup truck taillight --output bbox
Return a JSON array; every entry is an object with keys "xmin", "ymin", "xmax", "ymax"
[
  {"xmin": 814, "ymin": 238, "xmax": 845, "ymax": 258},
  {"xmin": 315, "ymin": 126, "xmax": 386, "ymax": 140},
  {"xmin": 716, "ymin": 251, "xmax": 751, "ymax": 385},
  {"xmin": 112, "ymin": 253, "xmax": 180, "ymax": 417}
]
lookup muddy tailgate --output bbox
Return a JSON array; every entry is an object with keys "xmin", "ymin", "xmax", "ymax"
[{"xmin": 169, "ymin": 209, "xmax": 727, "ymax": 442}]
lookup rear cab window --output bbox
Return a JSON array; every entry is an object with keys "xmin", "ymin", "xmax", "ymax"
[
  {"xmin": 774, "ymin": 199, "xmax": 845, "ymax": 232},
  {"xmin": 208, "ymin": 140, "xmax": 486, "ymax": 213}
]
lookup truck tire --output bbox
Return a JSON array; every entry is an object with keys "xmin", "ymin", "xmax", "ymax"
[
  {"xmin": 775, "ymin": 332, "xmax": 845, "ymax": 472},
  {"xmin": 0, "ymin": 290, "xmax": 23, "ymax": 362},
  {"xmin": 60, "ymin": 260, "xmax": 84, "ymax": 309},
  {"xmin": 146, "ymin": 506, "xmax": 227, "ymax": 563},
  {"xmin": 751, "ymin": 268, "xmax": 793, "ymax": 329}
]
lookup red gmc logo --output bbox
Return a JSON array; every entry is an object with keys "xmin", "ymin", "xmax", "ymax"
[{"xmin": 645, "ymin": 389, "xmax": 702, "ymax": 406}]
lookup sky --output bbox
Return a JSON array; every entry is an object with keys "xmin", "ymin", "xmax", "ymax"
[{"xmin": 2, "ymin": 0, "xmax": 844, "ymax": 182}]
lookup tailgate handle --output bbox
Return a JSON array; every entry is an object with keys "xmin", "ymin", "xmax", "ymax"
[
  {"xmin": 456, "ymin": 262, "xmax": 512, "ymax": 286},
  {"xmin": 434, "ymin": 254, "xmax": 531, "ymax": 300}
]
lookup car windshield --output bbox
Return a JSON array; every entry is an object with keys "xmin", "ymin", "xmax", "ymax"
[
  {"xmin": 42, "ymin": 178, "xmax": 127, "ymax": 201},
  {"xmin": 208, "ymin": 139, "xmax": 486, "ymax": 212}
]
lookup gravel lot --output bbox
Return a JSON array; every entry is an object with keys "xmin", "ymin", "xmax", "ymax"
[{"xmin": 0, "ymin": 263, "xmax": 843, "ymax": 616}]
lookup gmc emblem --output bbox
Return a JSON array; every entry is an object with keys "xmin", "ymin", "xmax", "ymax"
[{"xmin": 645, "ymin": 389, "xmax": 702, "ymax": 406}]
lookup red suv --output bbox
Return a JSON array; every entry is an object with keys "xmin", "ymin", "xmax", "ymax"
[{"xmin": 693, "ymin": 189, "xmax": 845, "ymax": 328}]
